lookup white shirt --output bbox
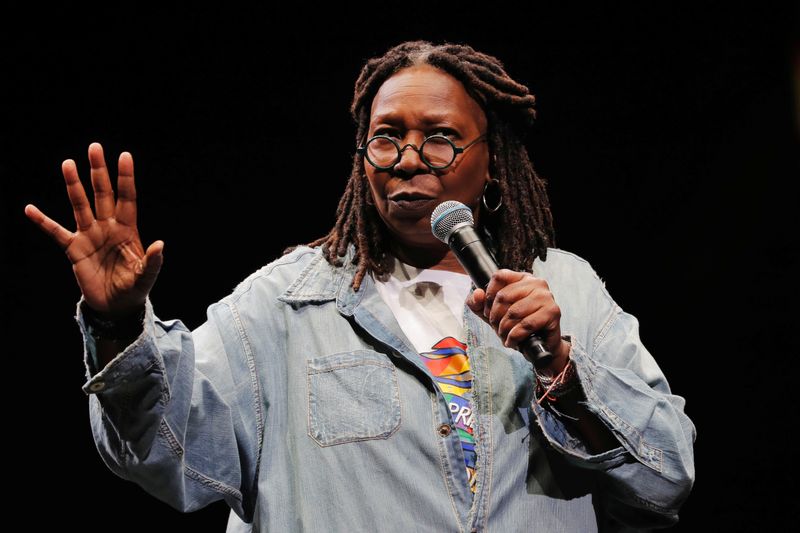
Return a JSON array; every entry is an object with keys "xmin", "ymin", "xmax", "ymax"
[{"xmin": 373, "ymin": 258, "xmax": 473, "ymax": 353}]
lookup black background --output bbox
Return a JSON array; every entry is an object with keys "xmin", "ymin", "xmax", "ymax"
[{"xmin": 3, "ymin": 4, "xmax": 798, "ymax": 531}]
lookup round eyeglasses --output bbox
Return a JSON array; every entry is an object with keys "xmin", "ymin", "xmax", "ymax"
[{"xmin": 357, "ymin": 133, "xmax": 487, "ymax": 171}]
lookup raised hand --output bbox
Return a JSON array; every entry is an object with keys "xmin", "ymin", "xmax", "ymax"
[{"xmin": 25, "ymin": 142, "xmax": 163, "ymax": 318}]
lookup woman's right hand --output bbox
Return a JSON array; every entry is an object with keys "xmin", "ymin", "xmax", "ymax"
[{"xmin": 25, "ymin": 142, "xmax": 164, "ymax": 318}]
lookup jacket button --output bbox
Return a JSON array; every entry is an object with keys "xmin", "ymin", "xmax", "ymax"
[
  {"xmin": 437, "ymin": 423, "xmax": 452, "ymax": 437},
  {"xmin": 89, "ymin": 381, "xmax": 106, "ymax": 392}
]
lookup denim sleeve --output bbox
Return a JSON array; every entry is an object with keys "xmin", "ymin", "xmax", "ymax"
[
  {"xmin": 531, "ymin": 265, "xmax": 696, "ymax": 529},
  {"xmin": 77, "ymin": 295, "xmax": 262, "ymax": 522}
]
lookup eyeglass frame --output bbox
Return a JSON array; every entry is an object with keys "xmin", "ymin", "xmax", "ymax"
[{"xmin": 356, "ymin": 132, "xmax": 488, "ymax": 171}]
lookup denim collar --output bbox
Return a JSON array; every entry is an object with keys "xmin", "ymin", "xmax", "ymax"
[
  {"xmin": 277, "ymin": 245, "xmax": 505, "ymax": 354},
  {"xmin": 277, "ymin": 246, "xmax": 364, "ymax": 317}
]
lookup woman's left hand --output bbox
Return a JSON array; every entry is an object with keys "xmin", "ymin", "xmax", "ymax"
[{"xmin": 466, "ymin": 269, "xmax": 570, "ymax": 371}]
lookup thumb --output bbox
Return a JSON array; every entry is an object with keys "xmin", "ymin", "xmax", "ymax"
[{"xmin": 135, "ymin": 240, "xmax": 164, "ymax": 291}]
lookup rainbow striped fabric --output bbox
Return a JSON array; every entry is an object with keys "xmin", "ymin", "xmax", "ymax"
[{"xmin": 420, "ymin": 337, "xmax": 477, "ymax": 494}]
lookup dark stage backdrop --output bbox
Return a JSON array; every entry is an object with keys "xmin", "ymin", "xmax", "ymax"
[{"xmin": 3, "ymin": 4, "xmax": 798, "ymax": 531}]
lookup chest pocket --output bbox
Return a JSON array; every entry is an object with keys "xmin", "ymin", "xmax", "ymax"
[{"xmin": 306, "ymin": 350, "xmax": 401, "ymax": 447}]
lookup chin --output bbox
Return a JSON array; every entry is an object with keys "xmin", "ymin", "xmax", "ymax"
[{"xmin": 391, "ymin": 228, "xmax": 446, "ymax": 250}]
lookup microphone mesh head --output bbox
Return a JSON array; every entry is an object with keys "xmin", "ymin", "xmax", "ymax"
[{"xmin": 431, "ymin": 201, "xmax": 474, "ymax": 243}]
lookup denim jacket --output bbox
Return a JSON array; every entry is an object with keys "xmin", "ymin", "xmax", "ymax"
[{"xmin": 78, "ymin": 246, "xmax": 695, "ymax": 532}]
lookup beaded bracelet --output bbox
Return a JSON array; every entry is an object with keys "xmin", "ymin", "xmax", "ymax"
[{"xmin": 535, "ymin": 357, "xmax": 580, "ymax": 405}]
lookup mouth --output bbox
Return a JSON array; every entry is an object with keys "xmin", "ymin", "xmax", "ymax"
[{"xmin": 386, "ymin": 192, "xmax": 438, "ymax": 216}]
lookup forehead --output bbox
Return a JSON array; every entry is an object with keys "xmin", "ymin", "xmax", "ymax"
[{"xmin": 370, "ymin": 65, "xmax": 486, "ymax": 129}]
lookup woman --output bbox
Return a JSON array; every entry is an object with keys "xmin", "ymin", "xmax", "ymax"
[{"xmin": 25, "ymin": 40, "xmax": 695, "ymax": 532}]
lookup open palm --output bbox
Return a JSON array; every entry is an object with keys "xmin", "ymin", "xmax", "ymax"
[{"xmin": 25, "ymin": 143, "xmax": 163, "ymax": 317}]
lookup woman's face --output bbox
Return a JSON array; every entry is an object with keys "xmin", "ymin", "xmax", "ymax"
[{"xmin": 364, "ymin": 64, "xmax": 491, "ymax": 250}]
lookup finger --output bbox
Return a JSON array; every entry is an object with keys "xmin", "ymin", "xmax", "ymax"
[
  {"xmin": 505, "ymin": 304, "xmax": 561, "ymax": 349},
  {"xmin": 115, "ymin": 151, "xmax": 137, "ymax": 227},
  {"xmin": 63, "ymin": 159, "xmax": 95, "ymax": 231},
  {"xmin": 487, "ymin": 282, "xmax": 539, "ymax": 329},
  {"xmin": 467, "ymin": 288, "xmax": 485, "ymax": 313},
  {"xmin": 134, "ymin": 240, "xmax": 164, "ymax": 294},
  {"xmin": 24, "ymin": 203, "xmax": 74, "ymax": 249},
  {"xmin": 483, "ymin": 269, "xmax": 527, "ymax": 317},
  {"xmin": 496, "ymin": 297, "xmax": 544, "ymax": 341},
  {"xmin": 88, "ymin": 143, "xmax": 115, "ymax": 221},
  {"xmin": 483, "ymin": 274, "xmax": 508, "ymax": 317},
  {"xmin": 492, "ymin": 269, "xmax": 528, "ymax": 284}
]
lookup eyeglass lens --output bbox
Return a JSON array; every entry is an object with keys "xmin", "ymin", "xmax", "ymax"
[{"xmin": 366, "ymin": 136, "xmax": 454, "ymax": 169}]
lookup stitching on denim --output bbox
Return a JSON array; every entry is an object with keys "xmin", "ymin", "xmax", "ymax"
[
  {"xmin": 431, "ymin": 389, "xmax": 466, "ymax": 533},
  {"xmin": 259, "ymin": 249, "xmax": 318, "ymax": 281},
  {"xmin": 89, "ymin": 334, "xmax": 164, "ymax": 396},
  {"xmin": 393, "ymin": 362, "xmax": 403, "ymax": 442},
  {"xmin": 345, "ymin": 268, "xmax": 368, "ymax": 311},
  {"xmin": 584, "ymin": 387, "xmax": 664, "ymax": 473},
  {"xmin": 595, "ymin": 400, "xmax": 635, "ymax": 436},
  {"xmin": 185, "ymin": 463, "xmax": 243, "ymax": 501},
  {"xmin": 639, "ymin": 440, "xmax": 664, "ymax": 473},
  {"xmin": 284, "ymin": 292, "xmax": 333, "ymax": 300},
  {"xmin": 144, "ymin": 336, "xmax": 172, "ymax": 405},
  {"xmin": 481, "ymin": 347, "xmax": 494, "ymax": 532},
  {"xmin": 578, "ymin": 349, "xmax": 665, "ymax": 473},
  {"xmin": 233, "ymin": 249, "xmax": 317, "ymax": 303},
  {"xmin": 463, "ymin": 319, "xmax": 482, "ymax": 531},
  {"xmin": 592, "ymin": 304, "xmax": 620, "ymax": 351},
  {"xmin": 464, "ymin": 331, "xmax": 479, "ymax": 528},
  {"xmin": 277, "ymin": 251, "xmax": 328, "ymax": 301},
  {"xmin": 306, "ymin": 361, "xmax": 313, "ymax": 445},
  {"xmin": 306, "ymin": 371, "xmax": 401, "ymax": 447},
  {"xmin": 227, "ymin": 301, "xmax": 266, "ymax": 502},
  {"xmin": 620, "ymin": 485, "xmax": 679, "ymax": 514},
  {"xmin": 307, "ymin": 361, "xmax": 394, "ymax": 374},
  {"xmin": 535, "ymin": 345, "xmax": 665, "ymax": 473},
  {"xmin": 335, "ymin": 260, "xmax": 351, "ymax": 304},
  {"xmin": 584, "ymin": 299, "xmax": 667, "ymax": 473},
  {"xmin": 305, "ymin": 359, "xmax": 402, "ymax": 448},
  {"xmin": 306, "ymin": 349, "xmax": 394, "ymax": 371},
  {"xmin": 631, "ymin": 492, "xmax": 676, "ymax": 513},
  {"xmin": 158, "ymin": 419, "xmax": 184, "ymax": 458}
]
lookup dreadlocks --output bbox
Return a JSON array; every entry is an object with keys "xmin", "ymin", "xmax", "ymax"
[{"xmin": 294, "ymin": 40, "xmax": 555, "ymax": 290}]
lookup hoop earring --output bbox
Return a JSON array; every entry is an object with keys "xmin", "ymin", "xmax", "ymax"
[{"xmin": 481, "ymin": 178, "xmax": 503, "ymax": 213}]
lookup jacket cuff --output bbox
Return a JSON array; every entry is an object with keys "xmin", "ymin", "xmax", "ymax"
[
  {"xmin": 532, "ymin": 335, "xmax": 669, "ymax": 473},
  {"xmin": 76, "ymin": 296, "xmax": 160, "ymax": 395},
  {"xmin": 531, "ymin": 335, "xmax": 630, "ymax": 470}
]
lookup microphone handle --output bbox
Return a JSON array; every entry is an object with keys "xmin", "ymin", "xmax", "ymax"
[
  {"xmin": 518, "ymin": 335, "xmax": 553, "ymax": 368},
  {"xmin": 449, "ymin": 226, "xmax": 553, "ymax": 368}
]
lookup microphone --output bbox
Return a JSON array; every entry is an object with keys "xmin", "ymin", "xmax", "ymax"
[{"xmin": 431, "ymin": 200, "xmax": 553, "ymax": 367}]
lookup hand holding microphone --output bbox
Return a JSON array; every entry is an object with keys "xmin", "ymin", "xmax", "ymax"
[{"xmin": 431, "ymin": 201, "xmax": 563, "ymax": 368}]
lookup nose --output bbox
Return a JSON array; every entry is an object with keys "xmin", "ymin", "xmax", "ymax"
[{"xmin": 393, "ymin": 137, "xmax": 428, "ymax": 176}]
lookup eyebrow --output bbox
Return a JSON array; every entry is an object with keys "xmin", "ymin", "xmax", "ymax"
[{"xmin": 370, "ymin": 111, "xmax": 459, "ymax": 125}]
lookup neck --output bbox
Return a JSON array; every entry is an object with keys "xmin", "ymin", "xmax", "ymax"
[{"xmin": 389, "ymin": 240, "xmax": 466, "ymax": 274}]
